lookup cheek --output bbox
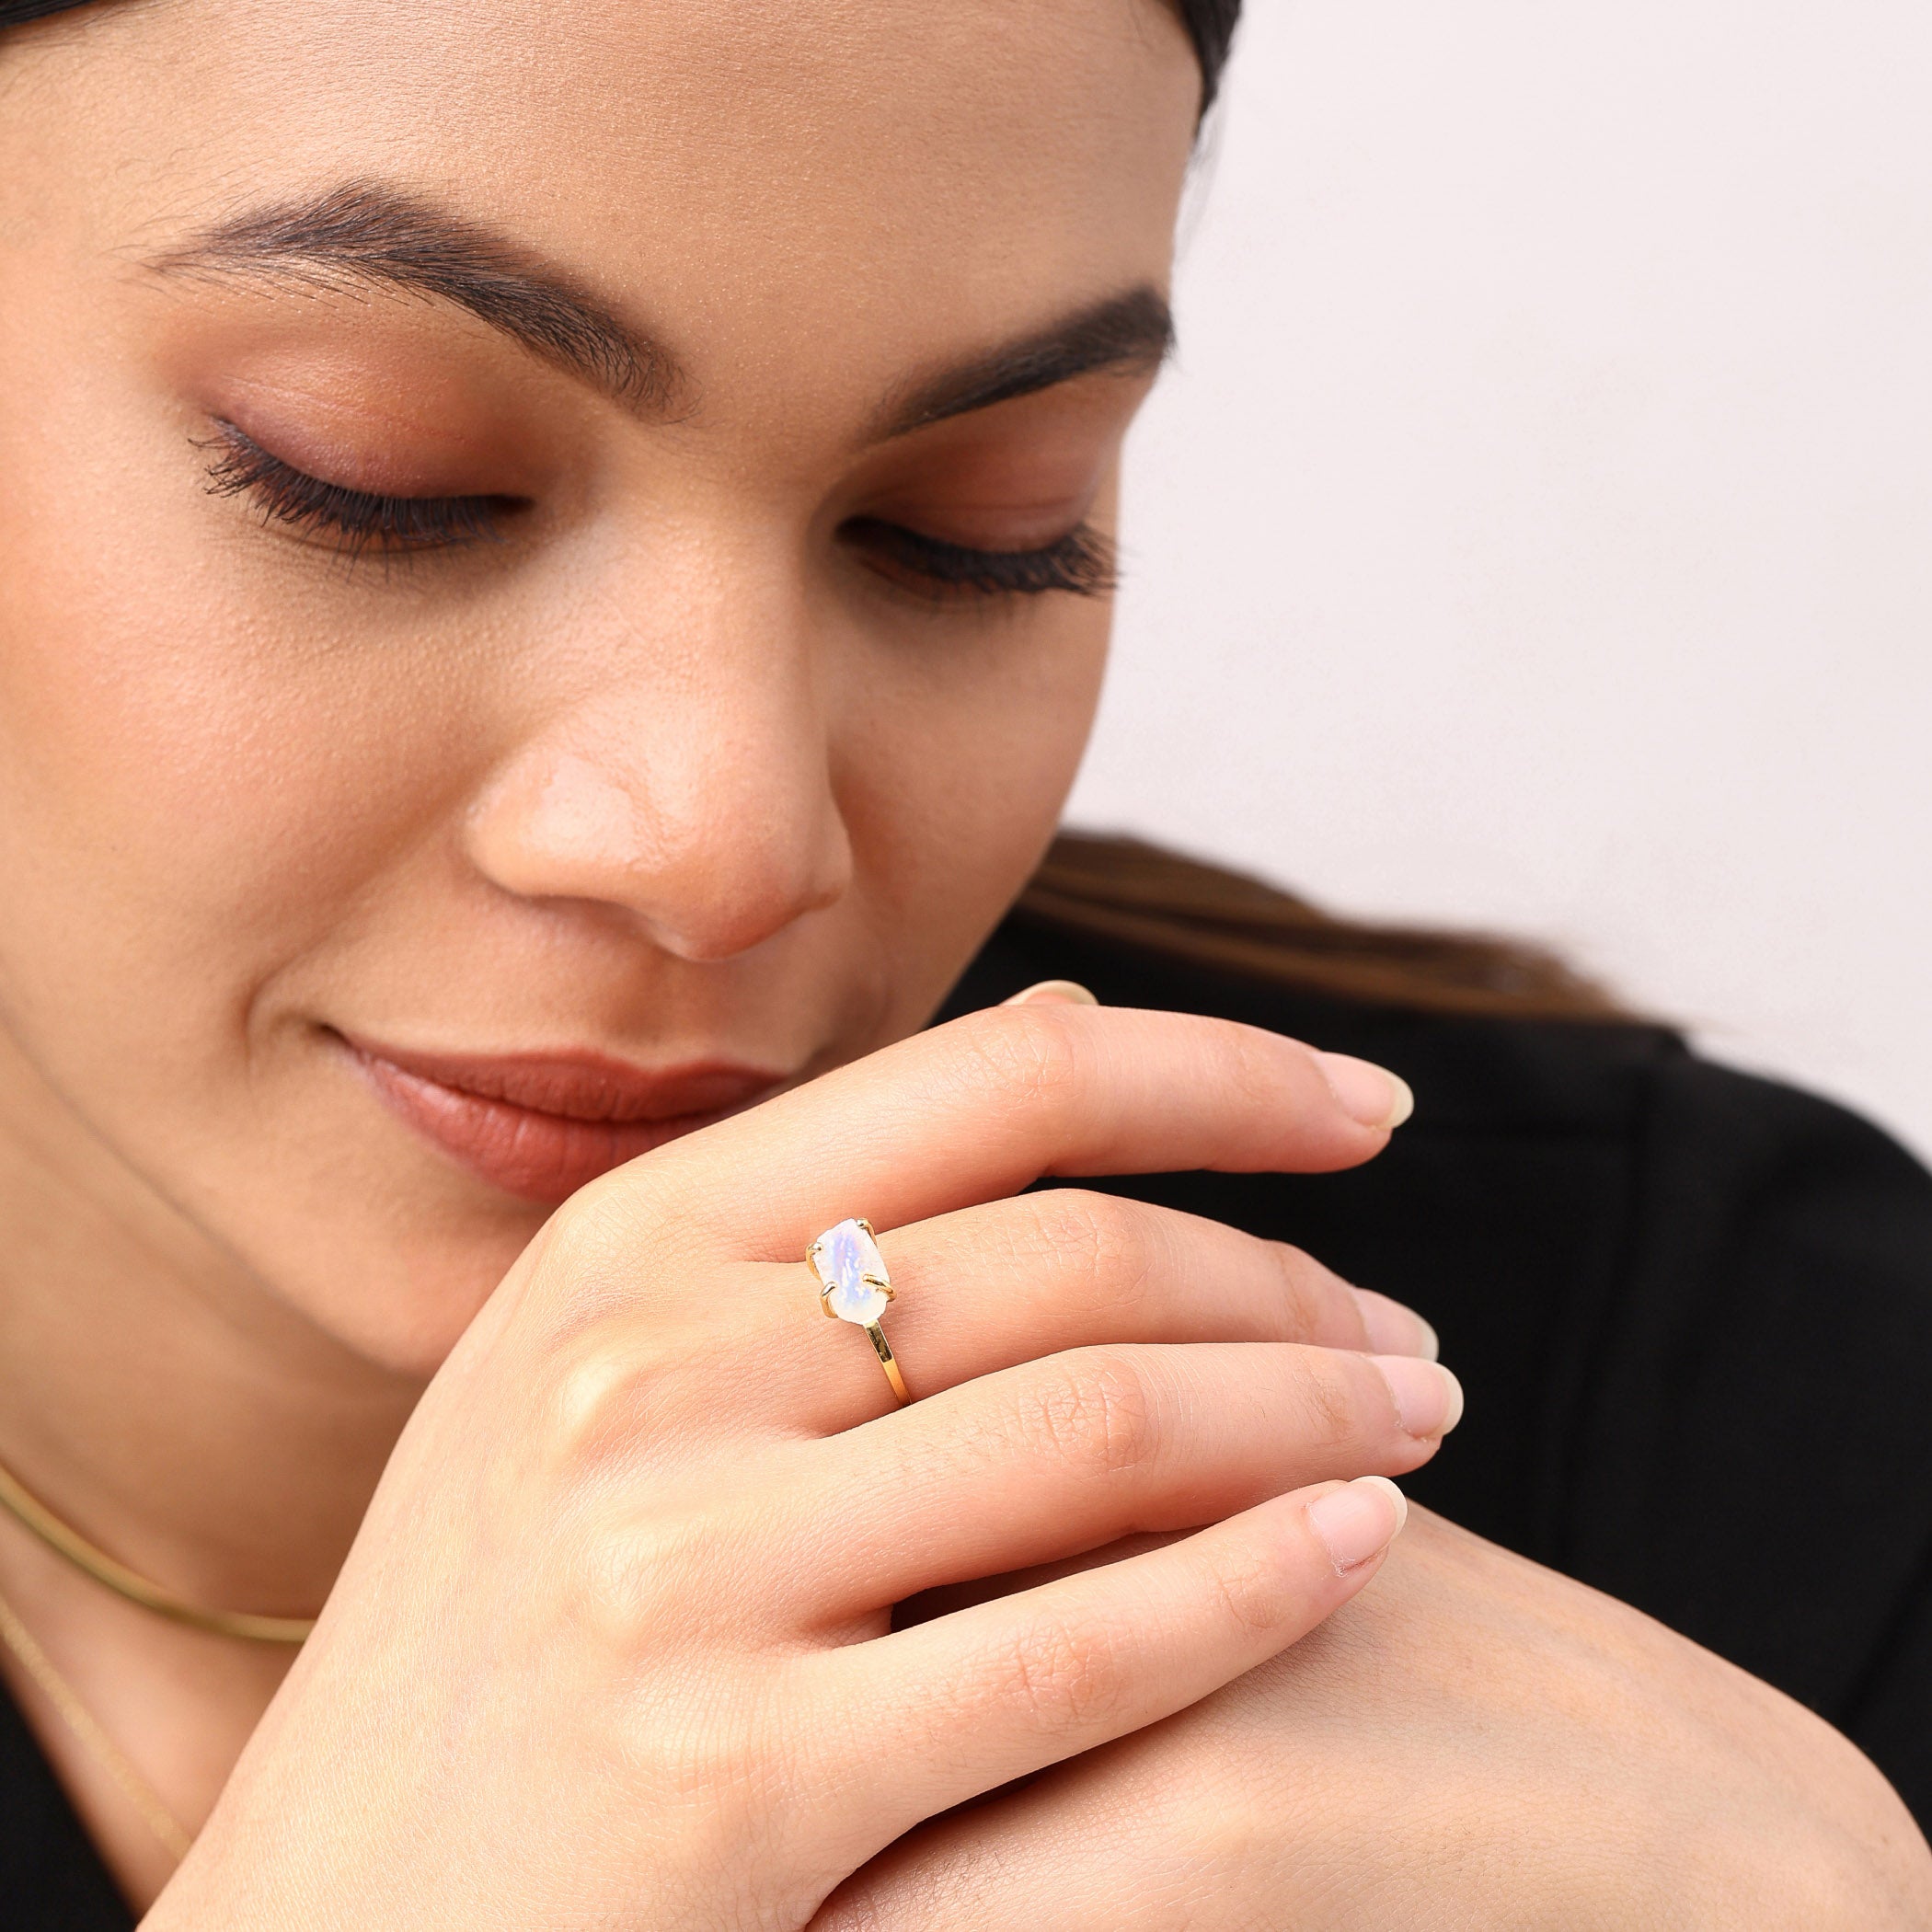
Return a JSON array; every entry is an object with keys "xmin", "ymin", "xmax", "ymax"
[
  {"xmin": 0, "ymin": 432, "xmax": 526, "ymax": 1363},
  {"xmin": 830, "ymin": 592, "xmax": 1111, "ymax": 1008},
  {"xmin": 0, "ymin": 410, "xmax": 470, "ymax": 1092}
]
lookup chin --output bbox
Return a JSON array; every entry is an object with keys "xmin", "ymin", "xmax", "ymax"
[{"xmin": 242, "ymin": 1181, "xmax": 556, "ymax": 1384}]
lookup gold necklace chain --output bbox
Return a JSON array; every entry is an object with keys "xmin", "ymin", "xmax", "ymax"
[
  {"xmin": 0, "ymin": 1455, "xmax": 314, "ymax": 1644},
  {"xmin": 0, "ymin": 1581, "xmax": 194, "ymax": 1864}
]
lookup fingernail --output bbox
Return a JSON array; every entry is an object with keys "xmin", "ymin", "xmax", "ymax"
[
  {"xmin": 1351, "ymin": 1287, "xmax": 1440, "ymax": 1362},
  {"xmin": 1307, "ymin": 1476, "xmax": 1408, "ymax": 1572},
  {"xmin": 1314, "ymin": 1052, "xmax": 1414, "ymax": 1131},
  {"xmin": 1371, "ymin": 1355, "xmax": 1464, "ymax": 1438},
  {"xmin": 1002, "ymin": 979, "xmax": 1099, "ymax": 1007}
]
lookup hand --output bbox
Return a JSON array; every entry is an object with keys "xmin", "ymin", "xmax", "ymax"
[
  {"xmin": 816, "ymin": 1510, "xmax": 1932, "ymax": 1931},
  {"xmin": 142, "ymin": 1003, "xmax": 1457, "ymax": 1931}
]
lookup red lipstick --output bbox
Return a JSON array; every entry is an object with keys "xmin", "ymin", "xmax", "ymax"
[{"xmin": 339, "ymin": 1037, "xmax": 783, "ymax": 1204}]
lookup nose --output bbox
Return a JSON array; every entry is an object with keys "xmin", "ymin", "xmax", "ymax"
[{"xmin": 462, "ymin": 562, "xmax": 854, "ymax": 962}]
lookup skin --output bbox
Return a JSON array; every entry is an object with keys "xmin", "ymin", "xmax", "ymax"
[
  {"xmin": 0, "ymin": 0, "xmax": 1925, "ymax": 1924},
  {"xmin": 826, "ymin": 1510, "xmax": 1932, "ymax": 1929}
]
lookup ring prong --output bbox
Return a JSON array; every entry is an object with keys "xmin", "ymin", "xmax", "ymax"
[{"xmin": 806, "ymin": 1221, "xmax": 911, "ymax": 1408}]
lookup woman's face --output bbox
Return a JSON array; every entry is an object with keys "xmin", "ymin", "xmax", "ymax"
[{"xmin": 0, "ymin": 0, "xmax": 1198, "ymax": 1374}]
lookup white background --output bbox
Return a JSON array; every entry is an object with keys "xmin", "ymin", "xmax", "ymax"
[{"xmin": 1068, "ymin": 0, "xmax": 1932, "ymax": 1159}]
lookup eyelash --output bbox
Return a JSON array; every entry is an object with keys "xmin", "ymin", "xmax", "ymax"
[
  {"xmin": 838, "ymin": 517, "xmax": 1117, "ymax": 603},
  {"xmin": 199, "ymin": 421, "xmax": 518, "ymax": 558},
  {"xmin": 197, "ymin": 422, "xmax": 1117, "ymax": 601}
]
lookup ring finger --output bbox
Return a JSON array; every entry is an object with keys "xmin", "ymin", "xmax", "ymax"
[{"xmin": 747, "ymin": 1188, "xmax": 1437, "ymax": 1432}]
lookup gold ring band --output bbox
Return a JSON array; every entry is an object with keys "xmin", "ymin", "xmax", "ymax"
[
  {"xmin": 807, "ymin": 1217, "xmax": 911, "ymax": 1406},
  {"xmin": 861, "ymin": 1321, "xmax": 911, "ymax": 1404}
]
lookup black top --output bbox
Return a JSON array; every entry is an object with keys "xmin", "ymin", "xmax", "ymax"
[{"xmin": 11, "ymin": 919, "xmax": 1932, "ymax": 1925}]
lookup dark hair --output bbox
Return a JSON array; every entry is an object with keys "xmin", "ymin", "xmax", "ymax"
[
  {"xmin": 0, "ymin": 0, "xmax": 88, "ymax": 22},
  {"xmin": 1020, "ymin": 834, "xmax": 1629, "ymax": 1021},
  {"xmin": 1175, "ymin": 0, "xmax": 1241, "ymax": 109},
  {"xmin": 6, "ymin": 0, "xmax": 1243, "ymax": 104}
]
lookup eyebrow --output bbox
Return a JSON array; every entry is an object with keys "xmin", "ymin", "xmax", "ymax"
[
  {"xmin": 878, "ymin": 285, "xmax": 1175, "ymax": 438},
  {"xmin": 149, "ymin": 180, "xmax": 1173, "ymax": 436},
  {"xmin": 149, "ymin": 181, "xmax": 679, "ymax": 414}
]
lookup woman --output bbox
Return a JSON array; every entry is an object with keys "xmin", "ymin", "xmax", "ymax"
[{"xmin": 1, "ymin": 0, "xmax": 1928, "ymax": 1923}]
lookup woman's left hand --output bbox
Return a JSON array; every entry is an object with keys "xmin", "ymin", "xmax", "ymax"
[{"xmin": 813, "ymin": 1508, "xmax": 1932, "ymax": 1929}]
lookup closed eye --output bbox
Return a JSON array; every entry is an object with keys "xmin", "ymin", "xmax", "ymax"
[
  {"xmin": 198, "ymin": 421, "xmax": 525, "ymax": 558},
  {"xmin": 839, "ymin": 515, "xmax": 1117, "ymax": 602},
  {"xmin": 197, "ymin": 420, "xmax": 1116, "ymax": 599}
]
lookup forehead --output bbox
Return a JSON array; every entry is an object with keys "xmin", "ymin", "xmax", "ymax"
[{"xmin": 26, "ymin": 0, "xmax": 1198, "ymax": 385}]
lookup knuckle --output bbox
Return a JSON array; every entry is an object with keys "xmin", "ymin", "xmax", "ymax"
[
  {"xmin": 562, "ymin": 1507, "xmax": 705, "ymax": 1639},
  {"xmin": 525, "ymin": 1243, "xmax": 761, "ymax": 1466},
  {"xmin": 1022, "ymin": 1189, "xmax": 1156, "ymax": 1317},
  {"xmin": 529, "ymin": 1190, "xmax": 634, "ymax": 1303},
  {"xmin": 950, "ymin": 1003, "xmax": 1087, "ymax": 1121},
  {"xmin": 541, "ymin": 1331, "xmax": 664, "ymax": 1472},
  {"xmin": 1292, "ymin": 1350, "xmax": 1367, "ymax": 1452},
  {"xmin": 1016, "ymin": 1351, "xmax": 1163, "ymax": 1478},
  {"xmin": 1269, "ymin": 1242, "xmax": 1337, "ymax": 1340},
  {"xmin": 537, "ymin": 1284, "xmax": 758, "ymax": 1472},
  {"xmin": 1218, "ymin": 1019, "xmax": 1297, "ymax": 1115},
  {"xmin": 995, "ymin": 1610, "xmax": 1127, "ymax": 1733},
  {"xmin": 523, "ymin": 1180, "xmax": 681, "ymax": 1340},
  {"xmin": 637, "ymin": 1705, "xmax": 770, "ymax": 1836},
  {"xmin": 1208, "ymin": 1539, "xmax": 1304, "ymax": 1638},
  {"xmin": 567, "ymin": 1493, "xmax": 799, "ymax": 1658}
]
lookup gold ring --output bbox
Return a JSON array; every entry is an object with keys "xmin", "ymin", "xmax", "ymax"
[{"xmin": 807, "ymin": 1217, "xmax": 910, "ymax": 1405}]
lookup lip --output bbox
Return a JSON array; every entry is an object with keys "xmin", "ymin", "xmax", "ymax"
[{"xmin": 337, "ymin": 1034, "xmax": 786, "ymax": 1205}]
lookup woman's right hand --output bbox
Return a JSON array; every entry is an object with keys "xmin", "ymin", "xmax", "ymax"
[{"xmin": 142, "ymin": 1001, "xmax": 1458, "ymax": 1932}]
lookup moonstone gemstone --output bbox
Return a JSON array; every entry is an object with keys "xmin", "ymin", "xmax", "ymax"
[{"xmin": 814, "ymin": 1218, "xmax": 891, "ymax": 1326}]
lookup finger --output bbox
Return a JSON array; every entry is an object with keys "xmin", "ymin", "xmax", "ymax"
[
  {"xmin": 799, "ymin": 1477, "xmax": 1409, "ymax": 1856},
  {"xmin": 758, "ymin": 1189, "xmax": 1437, "ymax": 1429},
  {"xmin": 620, "ymin": 1004, "xmax": 1413, "ymax": 1259},
  {"xmin": 777, "ymin": 1342, "xmax": 1456, "ymax": 1616},
  {"xmin": 879, "ymin": 1189, "xmax": 1438, "ymax": 1377}
]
